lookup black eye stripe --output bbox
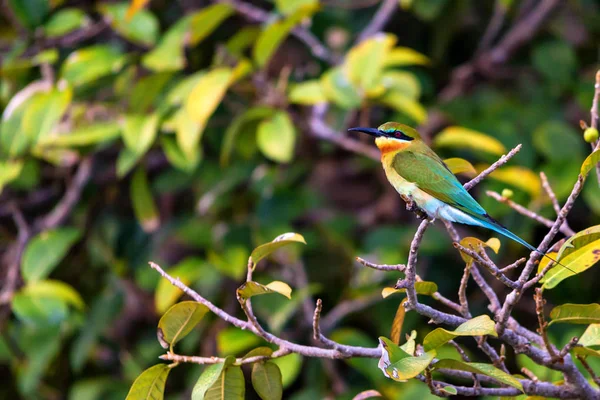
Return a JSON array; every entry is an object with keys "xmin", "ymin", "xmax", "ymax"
[{"xmin": 392, "ymin": 130, "xmax": 414, "ymax": 141}]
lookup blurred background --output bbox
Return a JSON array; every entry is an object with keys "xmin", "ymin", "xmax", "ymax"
[{"xmin": 1, "ymin": 0, "xmax": 599, "ymax": 399}]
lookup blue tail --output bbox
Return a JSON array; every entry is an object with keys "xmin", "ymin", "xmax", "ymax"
[{"xmin": 471, "ymin": 214, "xmax": 574, "ymax": 274}]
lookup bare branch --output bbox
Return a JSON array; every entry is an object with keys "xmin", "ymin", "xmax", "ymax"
[
  {"xmin": 464, "ymin": 144, "xmax": 522, "ymax": 191},
  {"xmin": 453, "ymin": 243, "xmax": 518, "ymax": 289},
  {"xmin": 356, "ymin": 256, "xmax": 405, "ymax": 272},
  {"xmin": 486, "ymin": 190, "xmax": 575, "ymax": 236},
  {"xmin": 356, "ymin": 0, "xmax": 398, "ymax": 42},
  {"xmin": 540, "ymin": 171, "xmax": 561, "ymax": 215},
  {"xmin": 534, "ymin": 288, "xmax": 559, "ymax": 361}
]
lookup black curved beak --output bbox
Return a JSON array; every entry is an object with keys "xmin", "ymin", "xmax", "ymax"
[{"xmin": 348, "ymin": 127, "xmax": 382, "ymax": 137}]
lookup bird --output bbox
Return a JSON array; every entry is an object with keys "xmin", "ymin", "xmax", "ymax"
[{"xmin": 348, "ymin": 121, "xmax": 552, "ymax": 258}]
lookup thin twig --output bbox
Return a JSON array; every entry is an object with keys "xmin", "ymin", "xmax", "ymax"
[
  {"xmin": 356, "ymin": 0, "xmax": 398, "ymax": 42},
  {"xmin": 534, "ymin": 288, "xmax": 559, "ymax": 361},
  {"xmin": 577, "ymin": 355, "xmax": 600, "ymax": 386},
  {"xmin": 464, "ymin": 144, "xmax": 522, "ymax": 191},
  {"xmin": 540, "ymin": 171, "xmax": 561, "ymax": 215},
  {"xmin": 355, "ymin": 256, "xmax": 405, "ymax": 272},
  {"xmin": 458, "ymin": 265, "xmax": 472, "ymax": 318},
  {"xmin": 486, "ymin": 190, "xmax": 575, "ymax": 236},
  {"xmin": 453, "ymin": 243, "xmax": 518, "ymax": 289}
]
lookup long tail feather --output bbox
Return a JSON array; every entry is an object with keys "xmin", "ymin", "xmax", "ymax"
[{"xmin": 476, "ymin": 214, "xmax": 574, "ymax": 274}]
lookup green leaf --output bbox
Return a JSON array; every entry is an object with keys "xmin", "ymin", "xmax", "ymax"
[
  {"xmin": 581, "ymin": 149, "xmax": 600, "ymax": 177},
  {"xmin": 378, "ymin": 91, "xmax": 427, "ymax": 123},
  {"xmin": 381, "ymin": 281, "xmax": 438, "ymax": 298},
  {"xmin": 142, "ymin": 16, "xmax": 190, "ymax": 72},
  {"xmin": 217, "ymin": 328, "xmax": 262, "ymax": 356},
  {"xmin": 378, "ymin": 337, "xmax": 435, "ymax": 380},
  {"xmin": 38, "ymin": 123, "xmax": 121, "ymax": 147},
  {"xmin": 157, "ymin": 301, "xmax": 209, "ymax": 350},
  {"xmin": 257, "ymin": 111, "xmax": 296, "ymax": 163},
  {"xmin": 220, "ymin": 107, "xmax": 275, "ymax": 166},
  {"xmin": 44, "ymin": 8, "xmax": 89, "ymax": 38},
  {"xmin": 21, "ymin": 280, "xmax": 85, "ymax": 310},
  {"xmin": 542, "ymin": 225, "xmax": 600, "ymax": 289},
  {"xmin": 7, "ymin": 0, "xmax": 49, "ymax": 29},
  {"xmin": 121, "ymin": 114, "xmax": 159, "ymax": 156},
  {"xmin": 160, "ymin": 136, "xmax": 199, "ymax": 172},
  {"xmin": 243, "ymin": 347, "xmax": 274, "ymax": 360},
  {"xmin": 125, "ymin": 364, "xmax": 170, "ymax": 400},
  {"xmin": 130, "ymin": 72, "xmax": 174, "ymax": 114},
  {"xmin": 250, "ymin": 232, "xmax": 306, "ymax": 266},
  {"xmin": 423, "ymin": 315, "xmax": 497, "ymax": 352},
  {"xmin": 252, "ymin": 362, "xmax": 283, "ymax": 400},
  {"xmin": 549, "ymin": 303, "xmax": 600, "ymax": 325},
  {"xmin": 484, "ymin": 166, "xmax": 541, "ymax": 199},
  {"xmin": 155, "ymin": 258, "xmax": 205, "ymax": 314},
  {"xmin": 99, "ymin": 2, "xmax": 159, "ymax": 46},
  {"xmin": 458, "ymin": 237, "xmax": 500, "ymax": 264},
  {"xmin": 432, "ymin": 359, "xmax": 523, "ymax": 391},
  {"xmin": 22, "ymin": 84, "xmax": 72, "ymax": 145},
  {"xmin": 440, "ymin": 386, "xmax": 457, "ymax": 395},
  {"xmin": 174, "ymin": 108, "xmax": 203, "ymax": 161},
  {"xmin": 237, "ymin": 281, "xmax": 292, "ymax": 303},
  {"xmin": 130, "ymin": 167, "xmax": 160, "ymax": 233},
  {"xmin": 189, "ymin": 4, "xmax": 234, "ymax": 45},
  {"xmin": 380, "ymin": 71, "xmax": 421, "ymax": 99},
  {"xmin": 185, "ymin": 67, "xmax": 232, "ymax": 130},
  {"xmin": 573, "ymin": 346, "xmax": 600, "ymax": 358},
  {"xmin": 275, "ymin": 0, "xmax": 317, "ymax": 15},
  {"xmin": 253, "ymin": 5, "xmax": 318, "ymax": 67},
  {"xmin": 434, "ymin": 126, "xmax": 506, "ymax": 156},
  {"xmin": 444, "ymin": 157, "xmax": 476, "ymax": 176},
  {"xmin": 288, "ymin": 80, "xmax": 327, "ymax": 105},
  {"xmin": 345, "ymin": 34, "xmax": 396, "ymax": 91},
  {"xmin": 205, "ymin": 365, "xmax": 245, "ymax": 400},
  {"xmin": 191, "ymin": 357, "xmax": 234, "ymax": 400},
  {"xmin": 579, "ymin": 324, "xmax": 600, "ymax": 347},
  {"xmin": 270, "ymin": 353, "xmax": 302, "ymax": 388},
  {"xmin": 22, "ymin": 227, "xmax": 81, "ymax": 282},
  {"xmin": 12, "ymin": 290, "xmax": 68, "ymax": 325},
  {"xmin": 320, "ymin": 66, "xmax": 362, "ymax": 109},
  {"xmin": 60, "ymin": 45, "xmax": 125, "ymax": 87},
  {"xmin": 384, "ymin": 47, "xmax": 430, "ymax": 67},
  {"xmin": 0, "ymin": 160, "xmax": 24, "ymax": 193}
]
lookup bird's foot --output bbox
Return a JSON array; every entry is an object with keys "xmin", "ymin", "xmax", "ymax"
[{"xmin": 404, "ymin": 198, "xmax": 428, "ymax": 220}]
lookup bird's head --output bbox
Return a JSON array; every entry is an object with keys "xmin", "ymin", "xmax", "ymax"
[{"xmin": 348, "ymin": 122, "xmax": 420, "ymax": 154}]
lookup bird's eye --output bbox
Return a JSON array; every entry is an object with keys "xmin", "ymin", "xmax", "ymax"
[{"xmin": 393, "ymin": 130, "xmax": 413, "ymax": 141}]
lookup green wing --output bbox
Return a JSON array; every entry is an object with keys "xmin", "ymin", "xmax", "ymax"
[{"xmin": 392, "ymin": 149, "xmax": 487, "ymax": 218}]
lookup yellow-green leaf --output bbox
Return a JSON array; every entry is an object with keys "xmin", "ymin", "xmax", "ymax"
[
  {"xmin": 434, "ymin": 126, "xmax": 506, "ymax": 156},
  {"xmin": 158, "ymin": 301, "xmax": 209, "ymax": 350},
  {"xmin": 432, "ymin": 359, "xmax": 522, "ymax": 391},
  {"xmin": 18, "ymin": 279, "xmax": 85, "ymax": 310},
  {"xmin": 274, "ymin": 0, "xmax": 317, "ymax": 15},
  {"xmin": 60, "ymin": 45, "xmax": 125, "ymax": 87},
  {"xmin": 185, "ymin": 68, "xmax": 232, "ymax": 129},
  {"xmin": 142, "ymin": 16, "xmax": 190, "ymax": 72},
  {"xmin": 320, "ymin": 66, "xmax": 362, "ymax": 109},
  {"xmin": 155, "ymin": 258, "xmax": 204, "ymax": 314},
  {"xmin": 99, "ymin": 3, "xmax": 159, "ymax": 46},
  {"xmin": 458, "ymin": 236, "xmax": 500, "ymax": 264},
  {"xmin": 444, "ymin": 157, "xmax": 476, "ymax": 176},
  {"xmin": 345, "ymin": 33, "xmax": 396, "ymax": 91},
  {"xmin": 378, "ymin": 91, "xmax": 427, "ymax": 124},
  {"xmin": 549, "ymin": 303, "xmax": 600, "ymax": 325},
  {"xmin": 423, "ymin": 315, "xmax": 497, "ymax": 352},
  {"xmin": 126, "ymin": 364, "xmax": 170, "ymax": 400},
  {"xmin": 252, "ymin": 362, "xmax": 283, "ymax": 400},
  {"xmin": 378, "ymin": 337, "xmax": 435, "ymax": 381},
  {"xmin": 257, "ymin": 111, "xmax": 296, "ymax": 163},
  {"xmin": 220, "ymin": 107, "xmax": 274, "ymax": 166},
  {"xmin": 189, "ymin": 4, "xmax": 234, "ymax": 46},
  {"xmin": 192, "ymin": 357, "xmax": 235, "ymax": 400},
  {"xmin": 250, "ymin": 232, "xmax": 306, "ymax": 265},
  {"xmin": 542, "ymin": 225, "xmax": 600, "ymax": 289},
  {"xmin": 0, "ymin": 160, "xmax": 23, "ymax": 193},
  {"xmin": 22, "ymin": 227, "xmax": 81, "ymax": 283},
  {"xmin": 237, "ymin": 281, "xmax": 292, "ymax": 302},
  {"xmin": 581, "ymin": 149, "xmax": 600, "ymax": 177},
  {"xmin": 288, "ymin": 80, "xmax": 327, "ymax": 105},
  {"xmin": 253, "ymin": 5, "xmax": 318, "ymax": 67},
  {"xmin": 579, "ymin": 324, "xmax": 600, "ymax": 347},
  {"xmin": 484, "ymin": 166, "xmax": 541, "ymax": 199},
  {"xmin": 381, "ymin": 281, "xmax": 438, "ymax": 298},
  {"xmin": 39, "ymin": 123, "xmax": 121, "ymax": 147},
  {"xmin": 204, "ymin": 365, "xmax": 245, "ymax": 400},
  {"xmin": 174, "ymin": 108, "xmax": 203, "ymax": 161},
  {"xmin": 380, "ymin": 70, "xmax": 421, "ymax": 99},
  {"xmin": 384, "ymin": 47, "xmax": 430, "ymax": 67},
  {"xmin": 121, "ymin": 113, "xmax": 159, "ymax": 156},
  {"xmin": 130, "ymin": 167, "xmax": 159, "ymax": 233}
]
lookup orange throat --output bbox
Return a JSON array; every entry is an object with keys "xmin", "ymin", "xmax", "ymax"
[{"xmin": 375, "ymin": 137, "xmax": 410, "ymax": 156}]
